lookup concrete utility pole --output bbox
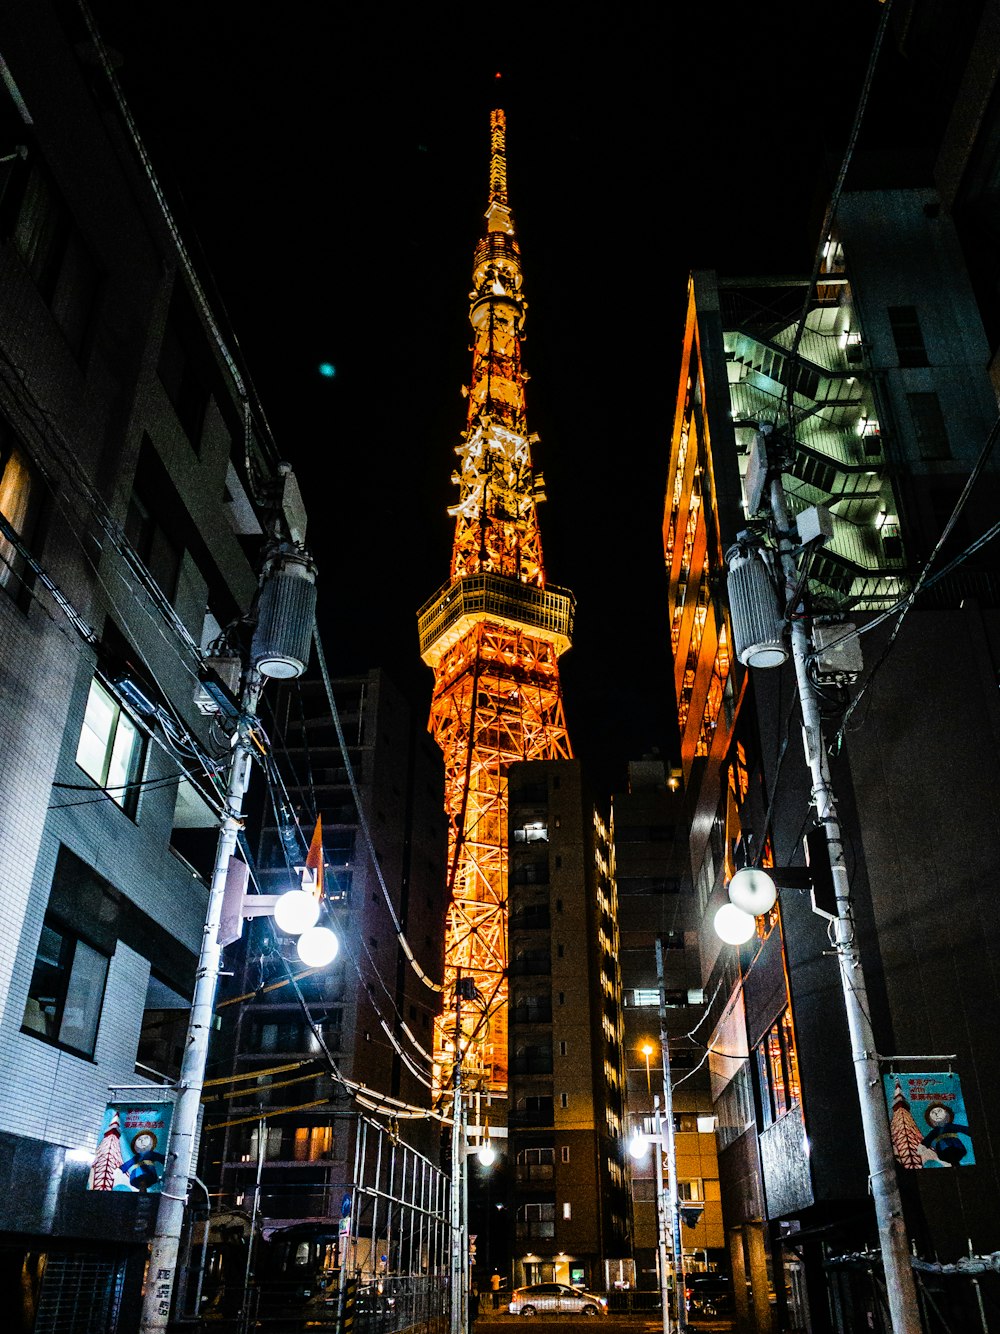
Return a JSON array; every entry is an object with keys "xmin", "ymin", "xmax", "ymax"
[
  {"xmin": 655, "ymin": 937, "xmax": 686, "ymax": 1334},
  {"xmin": 769, "ymin": 474, "xmax": 921, "ymax": 1334},
  {"xmin": 140, "ymin": 674, "xmax": 263, "ymax": 1334}
]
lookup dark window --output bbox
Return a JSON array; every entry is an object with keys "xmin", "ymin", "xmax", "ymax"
[
  {"xmin": 135, "ymin": 973, "xmax": 189, "ymax": 1081},
  {"xmin": 513, "ymin": 857, "xmax": 549, "ymax": 886},
  {"xmin": 907, "ymin": 391, "xmax": 950, "ymax": 460},
  {"xmin": 23, "ymin": 918, "xmax": 109, "ymax": 1056},
  {"xmin": 126, "ymin": 482, "xmax": 182, "ymax": 602},
  {"xmin": 11, "ymin": 162, "xmax": 100, "ymax": 357},
  {"xmin": 158, "ymin": 285, "xmax": 211, "ymax": 448},
  {"xmin": 888, "ymin": 306, "xmax": 928, "ymax": 367}
]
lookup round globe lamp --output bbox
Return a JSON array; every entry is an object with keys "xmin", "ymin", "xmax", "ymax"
[
  {"xmin": 274, "ymin": 889, "xmax": 320, "ymax": 935},
  {"xmin": 296, "ymin": 925, "xmax": 339, "ymax": 967},
  {"xmin": 477, "ymin": 1140, "xmax": 496, "ymax": 1167},
  {"xmin": 627, "ymin": 1130, "xmax": 649, "ymax": 1161},
  {"xmin": 714, "ymin": 903, "xmax": 756, "ymax": 945},
  {"xmin": 727, "ymin": 867, "xmax": 778, "ymax": 917}
]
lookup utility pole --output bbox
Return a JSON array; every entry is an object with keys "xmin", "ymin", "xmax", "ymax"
[
  {"xmin": 449, "ymin": 977, "xmax": 467, "ymax": 1334},
  {"xmin": 651, "ymin": 1096, "xmax": 672, "ymax": 1334},
  {"xmin": 140, "ymin": 673, "xmax": 263, "ymax": 1334},
  {"xmin": 769, "ymin": 471, "xmax": 921, "ymax": 1333},
  {"xmin": 655, "ymin": 937, "xmax": 686, "ymax": 1334}
]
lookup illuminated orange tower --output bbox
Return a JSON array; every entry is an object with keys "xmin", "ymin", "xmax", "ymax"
[{"xmin": 418, "ymin": 109, "xmax": 574, "ymax": 1096}]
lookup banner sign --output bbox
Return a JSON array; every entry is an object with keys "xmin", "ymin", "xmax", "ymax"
[
  {"xmin": 88, "ymin": 1100, "xmax": 174, "ymax": 1192},
  {"xmin": 884, "ymin": 1072, "xmax": 974, "ymax": 1169}
]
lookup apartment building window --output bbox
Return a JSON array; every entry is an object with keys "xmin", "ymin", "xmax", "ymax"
[
  {"xmin": 517, "ymin": 1203, "xmax": 555, "ymax": 1240},
  {"xmin": 907, "ymin": 391, "xmax": 950, "ymax": 460},
  {"xmin": 22, "ymin": 918, "xmax": 109, "ymax": 1056},
  {"xmin": 158, "ymin": 286, "xmax": 211, "ymax": 449},
  {"xmin": 0, "ymin": 424, "xmax": 41, "ymax": 597},
  {"xmin": 562, "ymin": 1202, "xmax": 572, "ymax": 1220},
  {"xmin": 560, "ymin": 1093, "xmax": 569, "ymax": 1109},
  {"xmin": 513, "ymin": 821, "xmax": 548, "ymax": 843},
  {"xmin": 888, "ymin": 305, "xmax": 929, "ymax": 367},
  {"xmin": 125, "ymin": 481, "xmax": 182, "ymax": 602},
  {"xmin": 561, "ymin": 1145, "xmax": 570, "ymax": 1164},
  {"xmin": 11, "ymin": 162, "xmax": 101, "ymax": 357},
  {"xmin": 516, "ymin": 1147, "xmax": 555, "ymax": 1181},
  {"xmin": 76, "ymin": 678, "xmax": 145, "ymax": 813},
  {"xmin": 756, "ymin": 1009, "xmax": 801, "ymax": 1128},
  {"xmin": 293, "ymin": 1125, "xmax": 333, "ymax": 1161}
]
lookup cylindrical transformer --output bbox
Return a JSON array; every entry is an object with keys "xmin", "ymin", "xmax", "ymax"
[
  {"xmin": 251, "ymin": 550, "xmax": 318, "ymax": 679},
  {"xmin": 727, "ymin": 549, "xmax": 787, "ymax": 668}
]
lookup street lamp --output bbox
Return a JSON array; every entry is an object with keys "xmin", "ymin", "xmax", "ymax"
[{"xmin": 641, "ymin": 1042, "xmax": 654, "ymax": 1095}]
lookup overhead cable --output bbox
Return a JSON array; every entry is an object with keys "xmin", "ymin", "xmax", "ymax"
[{"xmin": 313, "ymin": 627, "xmax": 443, "ymax": 994}]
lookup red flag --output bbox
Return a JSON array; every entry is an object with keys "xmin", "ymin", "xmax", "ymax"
[{"xmin": 305, "ymin": 817, "xmax": 324, "ymax": 900}]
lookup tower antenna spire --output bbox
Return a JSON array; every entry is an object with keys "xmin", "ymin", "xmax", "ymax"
[{"xmin": 488, "ymin": 106, "xmax": 509, "ymax": 213}]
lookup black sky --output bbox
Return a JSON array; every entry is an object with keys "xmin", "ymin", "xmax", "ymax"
[{"xmin": 89, "ymin": 0, "xmax": 912, "ymax": 793}]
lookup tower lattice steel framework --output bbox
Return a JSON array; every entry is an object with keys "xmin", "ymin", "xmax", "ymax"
[{"xmin": 418, "ymin": 108, "xmax": 573, "ymax": 1097}]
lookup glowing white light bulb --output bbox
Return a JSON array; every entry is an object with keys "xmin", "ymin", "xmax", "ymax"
[
  {"xmin": 296, "ymin": 926, "xmax": 339, "ymax": 967},
  {"xmin": 274, "ymin": 889, "xmax": 320, "ymax": 935},
  {"xmin": 714, "ymin": 903, "xmax": 756, "ymax": 945},
  {"xmin": 477, "ymin": 1141, "xmax": 496, "ymax": 1167},
  {"xmin": 628, "ymin": 1131, "xmax": 649, "ymax": 1161}
]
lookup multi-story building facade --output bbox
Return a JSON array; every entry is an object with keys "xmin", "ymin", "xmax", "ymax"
[
  {"xmin": 0, "ymin": 2, "xmax": 304, "ymax": 1328},
  {"xmin": 505, "ymin": 759, "xmax": 629, "ymax": 1293},
  {"xmin": 208, "ymin": 669, "xmax": 448, "ymax": 1228},
  {"xmin": 664, "ymin": 185, "xmax": 1000, "ymax": 1330},
  {"xmin": 612, "ymin": 758, "xmax": 724, "ymax": 1288}
]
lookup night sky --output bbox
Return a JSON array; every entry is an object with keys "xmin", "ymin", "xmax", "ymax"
[{"xmin": 89, "ymin": 0, "xmax": 923, "ymax": 793}]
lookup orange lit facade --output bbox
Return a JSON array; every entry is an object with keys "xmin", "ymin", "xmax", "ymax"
[
  {"xmin": 663, "ymin": 277, "xmax": 740, "ymax": 781},
  {"xmin": 418, "ymin": 110, "xmax": 573, "ymax": 1096}
]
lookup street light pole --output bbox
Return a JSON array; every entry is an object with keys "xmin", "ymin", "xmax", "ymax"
[
  {"xmin": 651, "ymin": 1097, "xmax": 671, "ymax": 1334},
  {"xmin": 140, "ymin": 674, "xmax": 263, "ymax": 1334},
  {"xmin": 655, "ymin": 937, "xmax": 686, "ymax": 1334},
  {"xmin": 769, "ymin": 472, "xmax": 921, "ymax": 1334}
]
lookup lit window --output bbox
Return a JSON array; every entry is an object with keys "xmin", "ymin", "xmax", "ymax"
[
  {"xmin": 562, "ymin": 1202, "xmax": 572, "ymax": 1220},
  {"xmin": 22, "ymin": 918, "xmax": 109, "ymax": 1056},
  {"xmin": 76, "ymin": 678, "xmax": 144, "ymax": 811},
  {"xmin": 0, "ymin": 425, "xmax": 41, "ymax": 596}
]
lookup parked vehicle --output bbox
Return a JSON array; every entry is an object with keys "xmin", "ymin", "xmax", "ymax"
[
  {"xmin": 509, "ymin": 1283, "xmax": 608, "ymax": 1316},
  {"xmin": 685, "ymin": 1274, "xmax": 734, "ymax": 1317}
]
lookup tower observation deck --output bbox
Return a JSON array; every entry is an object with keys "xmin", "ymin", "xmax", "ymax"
[{"xmin": 419, "ymin": 108, "xmax": 573, "ymax": 1097}]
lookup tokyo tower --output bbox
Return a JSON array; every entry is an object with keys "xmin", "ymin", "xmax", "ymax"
[{"xmin": 418, "ymin": 108, "xmax": 574, "ymax": 1096}]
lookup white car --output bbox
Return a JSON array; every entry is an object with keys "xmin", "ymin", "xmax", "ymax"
[{"xmin": 509, "ymin": 1283, "xmax": 608, "ymax": 1316}]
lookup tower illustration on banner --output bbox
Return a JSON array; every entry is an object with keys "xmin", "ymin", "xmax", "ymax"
[{"xmin": 418, "ymin": 107, "xmax": 574, "ymax": 1096}]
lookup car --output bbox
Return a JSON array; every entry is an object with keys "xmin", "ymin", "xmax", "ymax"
[
  {"xmin": 509, "ymin": 1283, "xmax": 608, "ymax": 1317},
  {"xmin": 685, "ymin": 1273, "xmax": 734, "ymax": 1317}
]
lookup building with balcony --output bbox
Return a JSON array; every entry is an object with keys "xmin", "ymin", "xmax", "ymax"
[
  {"xmin": 663, "ymin": 184, "xmax": 1000, "ymax": 1330},
  {"xmin": 505, "ymin": 760, "xmax": 630, "ymax": 1293}
]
